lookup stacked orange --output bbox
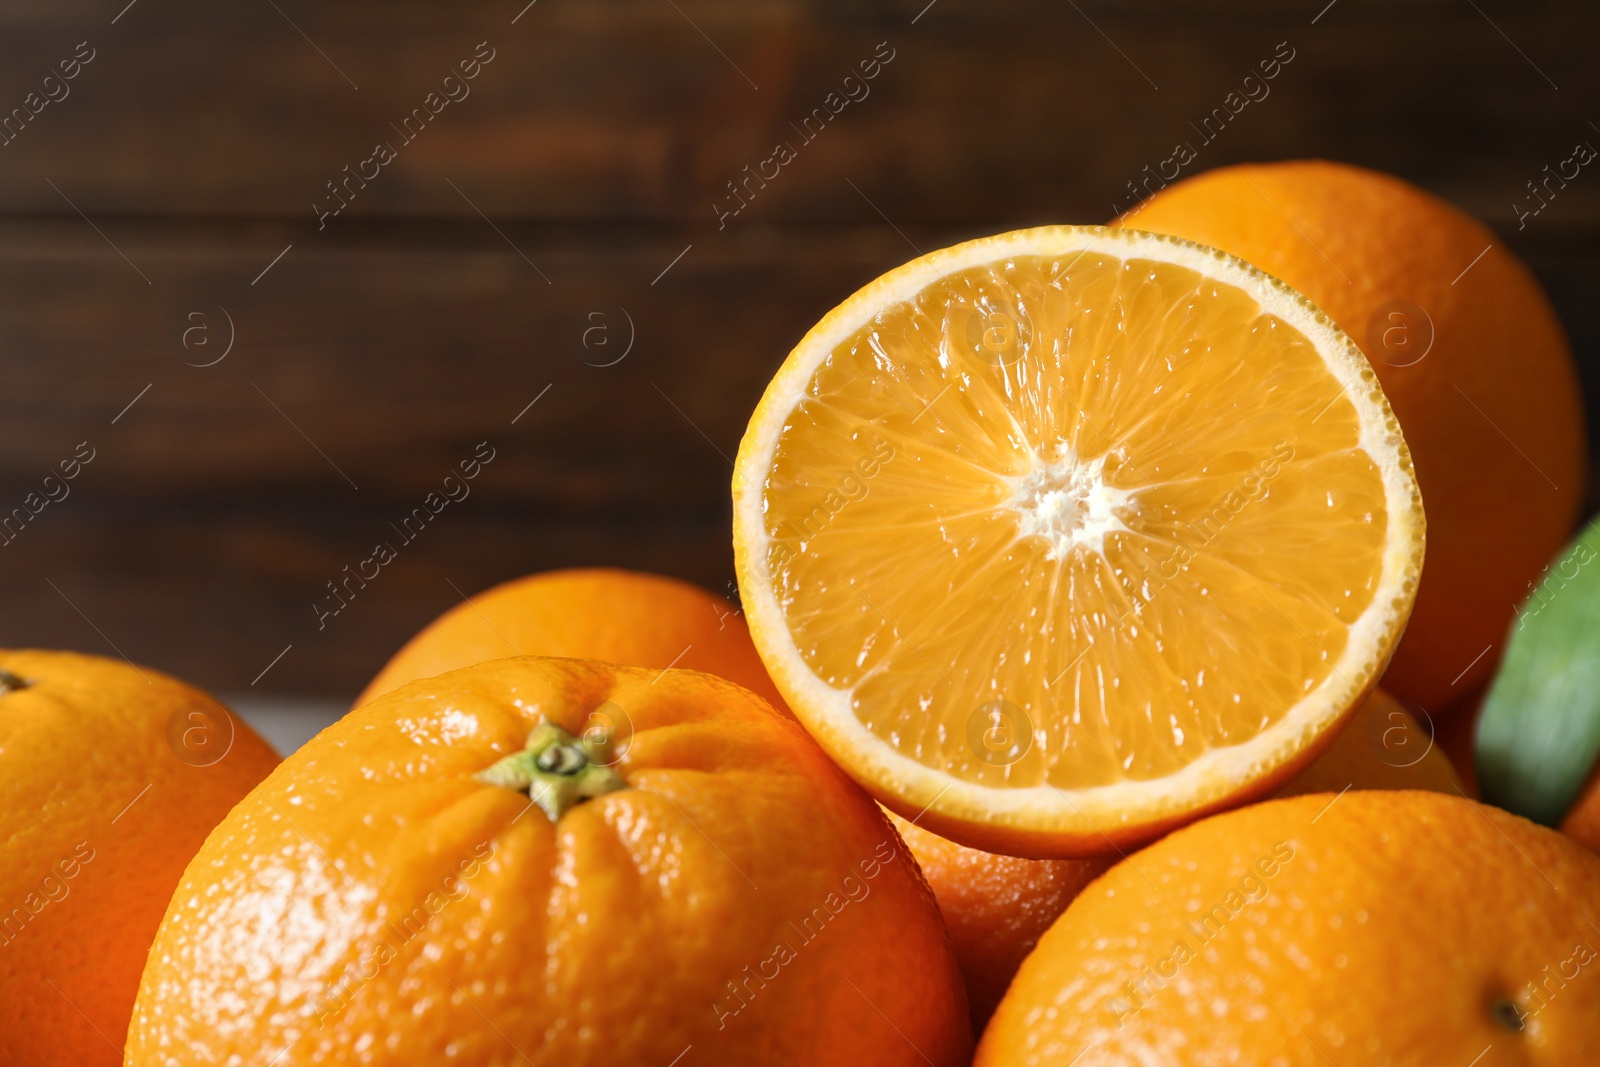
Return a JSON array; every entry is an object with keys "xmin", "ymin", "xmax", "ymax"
[
  {"xmin": 355, "ymin": 567, "xmax": 788, "ymax": 714},
  {"xmin": 0, "ymin": 651, "xmax": 278, "ymax": 1067},
  {"xmin": 980, "ymin": 791, "xmax": 1600, "ymax": 1065},
  {"xmin": 128, "ymin": 658, "xmax": 970, "ymax": 1066}
]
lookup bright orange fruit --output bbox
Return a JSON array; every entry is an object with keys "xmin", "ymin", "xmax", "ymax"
[
  {"xmin": 0, "ymin": 650, "xmax": 278, "ymax": 1067},
  {"xmin": 734, "ymin": 224, "xmax": 1424, "ymax": 857},
  {"xmin": 1271, "ymin": 687, "xmax": 1461, "ymax": 798},
  {"xmin": 1561, "ymin": 764, "xmax": 1600, "ymax": 854},
  {"xmin": 888, "ymin": 812, "xmax": 1111, "ymax": 1030},
  {"xmin": 893, "ymin": 687, "xmax": 1457, "ymax": 1030},
  {"xmin": 1122, "ymin": 160, "xmax": 1586, "ymax": 709},
  {"xmin": 128, "ymin": 657, "xmax": 970, "ymax": 1066},
  {"xmin": 355, "ymin": 567, "xmax": 788, "ymax": 714},
  {"xmin": 978, "ymin": 790, "xmax": 1600, "ymax": 1065}
]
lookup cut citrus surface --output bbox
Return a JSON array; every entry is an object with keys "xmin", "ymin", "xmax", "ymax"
[{"xmin": 732, "ymin": 226, "xmax": 1424, "ymax": 857}]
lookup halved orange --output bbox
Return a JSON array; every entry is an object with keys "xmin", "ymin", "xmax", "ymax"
[{"xmin": 732, "ymin": 226, "xmax": 1424, "ymax": 858}]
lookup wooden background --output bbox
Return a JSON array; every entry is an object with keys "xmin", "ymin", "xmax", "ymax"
[{"xmin": 0, "ymin": 0, "xmax": 1593, "ymax": 700}]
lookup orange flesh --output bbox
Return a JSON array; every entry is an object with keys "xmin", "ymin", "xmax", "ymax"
[{"xmin": 761, "ymin": 253, "xmax": 1389, "ymax": 791}]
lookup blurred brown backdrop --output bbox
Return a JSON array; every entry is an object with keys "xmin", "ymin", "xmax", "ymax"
[{"xmin": 0, "ymin": 0, "xmax": 1592, "ymax": 699}]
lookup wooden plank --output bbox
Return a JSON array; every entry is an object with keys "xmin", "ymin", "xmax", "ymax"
[
  {"xmin": 0, "ymin": 504, "xmax": 738, "ymax": 698},
  {"xmin": 0, "ymin": 218, "xmax": 924, "ymax": 510},
  {"xmin": 0, "ymin": 216, "xmax": 1594, "ymax": 505},
  {"xmin": 0, "ymin": 215, "xmax": 1593, "ymax": 698},
  {"xmin": 0, "ymin": 0, "xmax": 1593, "ymax": 697},
  {"xmin": 0, "ymin": 1, "xmax": 1591, "ymax": 229}
]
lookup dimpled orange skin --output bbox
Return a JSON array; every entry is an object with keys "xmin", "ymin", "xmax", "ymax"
[
  {"xmin": 888, "ymin": 812, "xmax": 1112, "ymax": 1031},
  {"xmin": 354, "ymin": 567, "xmax": 788, "ymax": 715},
  {"xmin": 128, "ymin": 657, "xmax": 970, "ymax": 1066},
  {"xmin": 978, "ymin": 790, "xmax": 1600, "ymax": 1066},
  {"xmin": 889, "ymin": 689, "xmax": 1457, "ymax": 1031},
  {"xmin": 0, "ymin": 649, "xmax": 279, "ymax": 1067},
  {"xmin": 1120, "ymin": 161, "xmax": 1586, "ymax": 710}
]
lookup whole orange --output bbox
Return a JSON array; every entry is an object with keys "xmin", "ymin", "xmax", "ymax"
[
  {"xmin": 128, "ymin": 657, "xmax": 970, "ymax": 1066},
  {"xmin": 1121, "ymin": 161, "xmax": 1586, "ymax": 709},
  {"xmin": 888, "ymin": 812, "xmax": 1111, "ymax": 1031},
  {"xmin": 0, "ymin": 650, "xmax": 279, "ymax": 1067},
  {"xmin": 978, "ymin": 790, "xmax": 1600, "ymax": 1065},
  {"xmin": 355, "ymin": 567, "xmax": 788, "ymax": 714},
  {"xmin": 1269, "ymin": 687, "xmax": 1462, "ymax": 798},
  {"xmin": 894, "ymin": 688, "xmax": 1457, "ymax": 1030}
]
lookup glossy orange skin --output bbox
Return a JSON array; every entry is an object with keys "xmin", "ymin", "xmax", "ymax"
[
  {"xmin": 889, "ymin": 812, "xmax": 1111, "ymax": 1031},
  {"xmin": 0, "ymin": 650, "xmax": 278, "ymax": 1067},
  {"xmin": 1121, "ymin": 161, "xmax": 1586, "ymax": 710},
  {"xmin": 1271, "ymin": 688, "xmax": 1462, "ymax": 798},
  {"xmin": 355, "ymin": 567, "xmax": 788, "ymax": 715},
  {"xmin": 1562, "ymin": 771, "xmax": 1600, "ymax": 854},
  {"xmin": 129, "ymin": 657, "xmax": 970, "ymax": 1066},
  {"xmin": 979, "ymin": 791, "xmax": 1600, "ymax": 1066},
  {"xmin": 892, "ymin": 689, "xmax": 1457, "ymax": 1031}
]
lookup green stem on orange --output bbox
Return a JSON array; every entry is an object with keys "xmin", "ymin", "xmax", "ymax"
[
  {"xmin": 476, "ymin": 718, "xmax": 627, "ymax": 821},
  {"xmin": 0, "ymin": 669, "xmax": 30, "ymax": 695}
]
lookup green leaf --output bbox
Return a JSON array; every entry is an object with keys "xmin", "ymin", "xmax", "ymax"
[{"xmin": 1477, "ymin": 518, "xmax": 1600, "ymax": 826}]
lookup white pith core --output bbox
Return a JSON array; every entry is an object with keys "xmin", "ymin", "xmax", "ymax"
[{"xmin": 1007, "ymin": 443, "xmax": 1134, "ymax": 559}]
